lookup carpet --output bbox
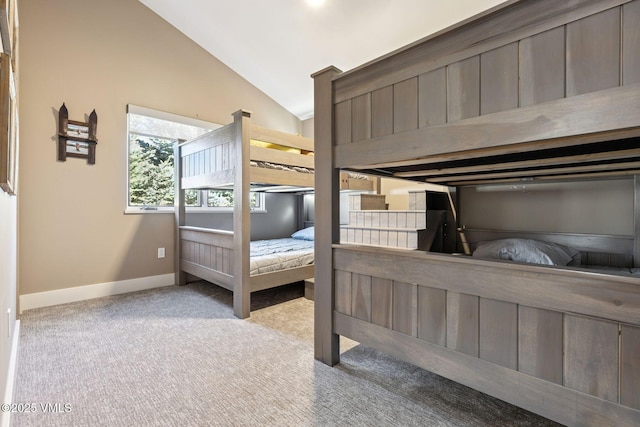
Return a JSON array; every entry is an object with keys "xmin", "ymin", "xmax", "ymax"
[{"xmin": 10, "ymin": 281, "xmax": 562, "ymax": 426}]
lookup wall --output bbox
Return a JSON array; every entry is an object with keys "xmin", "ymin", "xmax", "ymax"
[
  {"xmin": 458, "ymin": 178, "xmax": 634, "ymax": 235},
  {"xmin": 185, "ymin": 193, "xmax": 300, "ymax": 240},
  {"xmin": 19, "ymin": 0, "xmax": 302, "ymax": 297},
  {"xmin": 381, "ymin": 177, "xmax": 448, "ymax": 210},
  {"xmin": 0, "ymin": 192, "xmax": 17, "ymax": 407}
]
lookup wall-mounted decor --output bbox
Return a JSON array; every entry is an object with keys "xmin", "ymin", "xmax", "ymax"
[
  {"xmin": 57, "ymin": 103, "xmax": 98, "ymax": 164},
  {"xmin": 0, "ymin": 52, "xmax": 15, "ymax": 194}
]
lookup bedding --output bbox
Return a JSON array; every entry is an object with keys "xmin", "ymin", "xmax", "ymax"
[
  {"xmin": 250, "ymin": 238, "xmax": 314, "ymax": 275},
  {"xmin": 250, "ymin": 160, "xmax": 314, "ymax": 174},
  {"xmin": 472, "ymin": 238, "xmax": 581, "ymax": 266}
]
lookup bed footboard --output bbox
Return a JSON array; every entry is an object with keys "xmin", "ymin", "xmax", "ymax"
[
  {"xmin": 331, "ymin": 245, "xmax": 640, "ymax": 426},
  {"xmin": 179, "ymin": 227, "xmax": 235, "ymax": 291}
]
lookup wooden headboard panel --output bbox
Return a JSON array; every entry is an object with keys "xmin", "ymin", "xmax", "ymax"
[{"xmin": 459, "ymin": 228, "xmax": 635, "ymax": 268}]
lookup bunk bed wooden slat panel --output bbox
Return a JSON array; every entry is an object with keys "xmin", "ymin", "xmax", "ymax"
[
  {"xmin": 417, "ymin": 286, "xmax": 446, "ymax": 346},
  {"xmin": 333, "ymin": 247, "xmax": 640, "ymax": 325},
  {"xmin": 179, "ymin": 124, "xmax": 234, "ymax": 157},
  {"xmin": 334, "ymin": 83, "xmax": 640, "ymax": 169},
  {"xmin": 180, "ymin": 227, "xmax": 234, "ymax": 249},
  {"xmin": 181, "ymin": 260, "xmax": 234, "ymax": 291},
  {"xmin": 518, "ymin": 306, "xmax": 564, "ymax": 384},
  {"xmin": 333, "ymin": 0, "xmax": 631, "ymax": 104},
  {"xmin": 418, "ymin": 68, "xmax": 447, "ymax": 127},
  {"xmin": 566, "ymin": 7, "xmax": 621, "ymax": 97},
  {"xmin": 446, "ymin": 292, "xmax": 479, "ymax": 357},
  {"xmin": 333, "ymin": 250, "xmax": 640, "ymax": 422},
  {"xmin": 249, "ymin": 145, "xmax": 314, "ymax": 169},
  {"xmin": 334, "ymin": 312, "xmax": 640, "ymax": 427},
  {"xmin": 371, "ymin": 277, "xmax": 393, "ymax": 329},
  {"xmin": 623, "ymin": 1, "xmax": 640, "ymax": 85},
  {"xmin": 371, "ymin": 86, "xmax": 393, "ymax": 138},
  {"xmin": 479, "ymin": 298, "xmax": 518, "ymax": 369},
  {"xmin": 352, "ymin": 93, "xmax": 371, "ymax": 142},
  {"xmin": 519, "ymin": 26, "xmax": 565, "ymax": 106},
  {"xmin": 393, "ymin": 78, "xmax": 419, "ymax": 134},
  {"xmin": 564, "ymin": 315, "xmax": 619, "ymax": 402},
  {"xmin": 250, "ymin": 124, "xmax": 313, "ymax": 152},
  {"xmin": 250, "ymin": 166, "xmax": 314, "ymax": 187},
  {"xmin": 620, "ymin": 324, "xmax": 640, "ymax": 409}
]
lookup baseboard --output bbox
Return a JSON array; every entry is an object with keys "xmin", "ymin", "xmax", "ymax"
[
  {"xmin": 19, "ymin": 274, "xmax": 175, "ymax": 313},
  {"xmin": 1, "ymin": 319, "xmax": 20, "ymax": 427}
]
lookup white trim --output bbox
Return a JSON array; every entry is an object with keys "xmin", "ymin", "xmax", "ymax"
[
  {"xmin": 19, "ymin": 274, "xmax": 175, "ymax": 313},
  {"xmin": 126, "ymin": 104, "xmax": 221, "ymax": 131},
  {"xmin": 1, "ymin": 319, "xmax": 20, "ymax": 427}
]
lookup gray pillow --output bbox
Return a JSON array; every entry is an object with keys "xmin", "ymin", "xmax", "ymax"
[{"xmin": 472, "ymin": 238, "xmax": 579, "ymax": 266}]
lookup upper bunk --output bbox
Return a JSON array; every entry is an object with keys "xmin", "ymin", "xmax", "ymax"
[
  {"xmin": 313, "ymin": 0, "xmax": 640, "ymax": 187},
  {"xmin": 177, "ymin": 110, "xmax": 376, "ymax": 192}
]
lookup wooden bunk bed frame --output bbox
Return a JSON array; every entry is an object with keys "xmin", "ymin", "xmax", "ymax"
[
  {"xmin": 312, "ymin": 1, "xmax": 640, "ymax": 426},
  {"xmin": 175, "ymin": 110, "xmax": 375, "ymax": 319}
]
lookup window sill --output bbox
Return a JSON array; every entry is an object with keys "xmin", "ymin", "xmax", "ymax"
[
  {"xmin": 124, "ymin": 207, "xmax": 174, "ymax": 214},
  {"xmin": 124, "ymin": 207, "xmax": 267, "ymax": 214}
]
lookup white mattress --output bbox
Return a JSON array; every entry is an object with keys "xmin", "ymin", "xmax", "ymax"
[{"xmin": 250, "ymin": 238, "xmax": 314, "ymax": 275}]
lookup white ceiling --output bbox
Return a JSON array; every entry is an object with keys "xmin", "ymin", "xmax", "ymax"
[{"xmin": 138, "ymin": 0, "xmax": 505, "ymax": 120}]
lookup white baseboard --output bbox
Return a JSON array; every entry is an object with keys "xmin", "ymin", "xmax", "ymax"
[
  {"xmin": 19, "ymin": 274, "xmax": 175, "ymax": 313},
  {"xmin": 2, "ymin": 319, "xmax": 20, "ymax": 427}
]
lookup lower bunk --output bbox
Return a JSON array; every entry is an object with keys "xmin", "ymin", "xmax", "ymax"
[
  {"xmin": 329, "ymin": 242, "xmax": 640, "ymax": 426},
  {"xmin": 178, "ymin": 226, "xmax": 314, "ymax": 304}
]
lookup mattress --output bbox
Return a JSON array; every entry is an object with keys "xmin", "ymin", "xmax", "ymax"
[{"xmin": 250, "ymin": 238, "xmax": 314, "ymax": 275}]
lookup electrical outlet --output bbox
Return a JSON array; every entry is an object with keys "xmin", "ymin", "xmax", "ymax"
[{"xmin": 158, "ymin": 248, "xmax": 165, "ymax": 258}]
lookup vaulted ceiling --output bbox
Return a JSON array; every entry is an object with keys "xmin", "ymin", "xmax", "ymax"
[{"xmin": 138, "ymin": 0, "xmax": 505, "ymax": 120}]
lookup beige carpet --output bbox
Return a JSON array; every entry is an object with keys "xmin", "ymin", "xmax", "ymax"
[{"xmin": 11, "ymin": 281, "xmax": 562, "ymax": 426}]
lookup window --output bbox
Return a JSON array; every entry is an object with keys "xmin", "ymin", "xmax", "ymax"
[
  {"xmin": 207, "ymin": 190, "xmax": 261, "ymax": 209},
  {"xmin": 126, "ymin": 105, "xmax": 264, "ymax": 213},
  {"xmin": 126, "ymin": 105, "xmax": 217, "ymax": 212}
]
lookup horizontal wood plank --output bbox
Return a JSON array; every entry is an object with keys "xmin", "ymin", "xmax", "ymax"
[
  {"xmin": 334, "ymin": 312, "xmax": 640, "ymax": 427},
  {"xmin": 334, "ymin": 84, "xmax": 640, "ymax": 169},
  {"xmin": 249, "ymin": 167, "xmax": 315, "ymax": 187},
  {"xmin": 181, "ymin": 260, "xmax": 233, "ymax": 290},
  {"xmin": 250, "ymin": 145, "xmax": 314, "ymax": 169},
  {"xmin": 180, "ymin": 227, "xmax": 234, "ymax": 249},
  {"xmin": 250, "ymin": 124, "xmax": 313, "ymax": 152},
  {"xmin": 333, "ymin": 246, "xmax": 640, "ymax": 325},
  {"xmin": 250, "ymin": 264, "xmax": 314, "ymax": 292}
]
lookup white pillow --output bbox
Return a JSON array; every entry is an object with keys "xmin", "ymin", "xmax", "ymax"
[{"xmin": 472, "ymin": 238, "xmax": 578, "ymax": 266}]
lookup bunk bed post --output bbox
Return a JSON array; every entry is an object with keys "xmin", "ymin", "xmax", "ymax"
[
  {"xmin": 232, "ymin": 110, "xmax": 252, "ymax": 319},
  {"xmin": 312, "ymin": 66, "xmax": 342, "ymax": 365},
  {"xmin": 174, "ymin": 141, "xmax": 186, "ymax": 286}
]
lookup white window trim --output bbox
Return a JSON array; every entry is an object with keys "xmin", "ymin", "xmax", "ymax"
[{"xmin": 125, "ymin": 105, "xmax": 221, "ymax": 214}]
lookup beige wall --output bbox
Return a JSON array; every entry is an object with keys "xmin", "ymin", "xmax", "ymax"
[
  {"xmin": 19, "ymin": 0, "xmax": 302, "ymax": 296},
  {"xmin": 381, "ymin": 177, "xmax": 448, "ymax": 210},
  {"xmin": 458, "ymin": 179, "xmax": 634, "ymax": 235}
]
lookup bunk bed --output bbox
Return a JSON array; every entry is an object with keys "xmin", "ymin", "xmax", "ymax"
[
  {"xmin": 175, "ymin": 110, "xmax": 375, "ymax": 319},
  {"xmin": 312, "ymin": 0, "xmax": 640, "ymax": 426}
]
